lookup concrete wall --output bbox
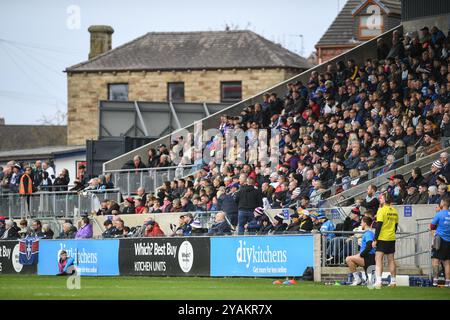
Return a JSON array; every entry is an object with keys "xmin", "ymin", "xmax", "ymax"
[
  {"xmin": 402, "ymin": 14, "xmax": 450, "ymax": 36},
  {"xmin": 67, "ymin": 68, "xmax": 302, "ymax": 145}
]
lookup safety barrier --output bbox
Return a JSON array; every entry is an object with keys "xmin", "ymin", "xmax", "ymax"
[
  {"xmin": 320, "ymin": 224, "xmax": 433, "ymax": 274},
  {"xmin": 0, "ymin": 189, "xmax": 122, "ymax": 219},
  {"xmin": 31, "ymin": 234, "xmax": 314, "ymax": 277},
  {"xmin": 103, "ymin": 165, "xmax": 198, "ymax": 195}
]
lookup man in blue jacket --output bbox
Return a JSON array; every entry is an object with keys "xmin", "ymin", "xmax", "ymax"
[{"xmin": 430, "ymin": 197, "xmax": 450, "ymax": 287}]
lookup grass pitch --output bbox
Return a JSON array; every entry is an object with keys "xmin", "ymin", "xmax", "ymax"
[{"xmin": 0, "ymin": 275, "xmax": 449, "ymax": 300}]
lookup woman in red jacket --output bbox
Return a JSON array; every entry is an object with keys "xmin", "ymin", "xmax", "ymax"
[{"xmin": 144, "ymin": 220, "xmax": 165, "ymax": 237}]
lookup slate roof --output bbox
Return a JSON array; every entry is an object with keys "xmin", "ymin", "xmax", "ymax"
[
  {"xmin": 66, "ymin": 30, "xmax": 312, "ymax": 72},
  {"xmin": 352, "ymin": 0, "xmax": 401, "ymax": 16},
  {"xmin": 316, "ymin": 0, "xmax": 401, "ymax": 47},
  {"xmin": 0, "ymin": 125, "xmax": 67, "ymax": 151}
]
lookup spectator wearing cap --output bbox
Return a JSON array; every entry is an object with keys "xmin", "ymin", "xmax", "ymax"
[
  {"xmin": 245, "ymin": 207, "xmax": 265, "ymax": 234},
  {"xmin": 190, "ymin": 220, "xmax": 207, "ymax": 236},
  {"xmin": 404, "ymin": 184, "xmax": 421, "ymax": 205},
  {"xmin": 144, "ymin": 220, "xmax": 165, "ymax": 237},
  {"xmin": 207, "ymin": 212, "xmax": 232, "ymax": 236},
  {"xmin": 9, "ymin": 164, "xmax": 22, "ymax": 193},
  {"xmin": 317, "ymin": 212, "xmax": 336, "ymax": 241},
  {"xmin": 425, "ymin": 160, "xmax": 444, "ymax": 187},
  {"xmin": 297, "ymin": 209, "xmax": 313, "ymax": 233},
  {"xmin": 392, "ymin": 174, "xmax": 407, "ymax": 205},
  {"xmin": 272, "ymin": 213, "xmax": 288, "ymax": 234},
  {"xmin": 285, "ymin": 212, "xmax": 301, "ymax": 233},
  {"xmin": 122, "ymin": 197, "xmax": 135, "ymax": 214},
  {"xmin": 343, "ymin": 207, "xmax": 361, "ymax": 232}
]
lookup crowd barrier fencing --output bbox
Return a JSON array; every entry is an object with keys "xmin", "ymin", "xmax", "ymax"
[
  {"xmin": 104, "ymin": 165, "xmax": 198, "ymax": 195},
  {"xmin": 0, "ymin": 189, "xmax": 122, "ymax": 220}
]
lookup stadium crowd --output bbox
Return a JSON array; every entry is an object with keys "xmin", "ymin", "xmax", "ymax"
[
  {"xmin": 2, "ymin": 26, "xmax": 450, "ymax": 238},
  {"xmin": 98, "ymin": 26, "xmax": 450, "ymax": 217},
  {"xmin": 0, "ymin": 160, "xmax": 115, "ymax": 193}
]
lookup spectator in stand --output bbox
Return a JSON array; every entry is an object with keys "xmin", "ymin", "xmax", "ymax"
[
  {"xmin": 285, "ymin": 212, "xmax": 301, "ymax": 233},
  {"xmin": 439, "ymin": 152, "xmax": 450, "ymax": 181},
  {"xmin": 38, "ymin": 171, "xmax": 53, "ymax": 191},
  {"xmin": 111, "ymin": 219, "xmax": 125, "ymax": 238},
  {"xmin": 42, "ymin": 224, "xmax": 54, "ymax": 239},
  {"xmin": 404, "ymin": 184, "xmax": 421, "ymax": 204},
  {"xmin": 207, "ymin": 212, "xmax": 232, "ymax": 236},
  {"xmin": 32, "ymin": 160, "xmax": 43, "ymax": 189},
  {"xmin": 235, "ymin": 176, "xmax": 263, "ymax": 235},
  {"xmin": 122, "ymin": 155, "xmax": 147, "ymax": 170},
  {"xmin": 148, "ymin": 148, "xmax": 159, "ymax": 168},
  {"xmin": 53, "ymin": 169, "xmax": 70, "ymax": 191},
  {"xmin": 144, "ymin": 220, "xmax": 165, "ymax": 237},
  {"xmin": 407, "ymin": 167, "xmax": 425, "ymax": 188},
  {"xmin": 180, "ymin": 213, "xmax": 193, "ymax": 236},
  {"xmin": 122, "ymin": 197, "xmax": 135, "ymax": 214},
  {"xmin": 102, "ymin": 220, "xmax": 115, "ymax": 238},
  {"xmin": 0, "ymin": 220, "xmax": 19, "ymax": 240},
  {"xmin": 18, "ymin": 219, "xmax": 32, "ymax": 238},
  {"xmin": 9, "ymin": 164, "xmax": 22, "ymax": 193},
  {"xmin": 42, "ymin": 161, "xmax": 55, "ymax": 182},
  {"xmin": 96, "ymin": 200, "xmax": 109, "ymax": 215},
  {"xmin": 134, "ymin": 198, "xmax": 148, "ymax": 214},
  {"xmin": 75, "ymin": 217, "xmax": 93, "ymax": 239},
  {"xmin": 426, "ymin": 160, "xmax": 444, "ymax": 186},
  {"xmin": 245, "ymin": 207, "xmax": 266, "ymax": 234},
  {"xmin": 417, "ymin": 183, "xmax": 430, "ymax": 204},
  {"xmin": 436, "ymin": 184, "xmax": 450, "ymax": 204},
  {"xmin": 70, "ymin": 179, "xmax": 84, "ymax": 192},
  {"xmin": 361, "ymin": 184, "xmax": 380, "ymax": 212},
  {"xmin": 31, "ymin": 219, "xmax": 44, "ymax": 238},
  {"xmin": 271, "ymin": 213, "xmax": 288, "ymax": 234},
  {"xmin": 58, "ymin": 222, "xmax": 76, "ymax": 239}
]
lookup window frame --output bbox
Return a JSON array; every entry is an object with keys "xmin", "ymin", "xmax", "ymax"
[
  {"xmin": 220, "ymin": 81, "xmax": 242, "ymax": 103},
  {"xmin": 167, "ymin": 82, "xmax": 185, "ymax": 103},
  {"xmin": 107, "ymin": 83, "xmax": 129, "ymax": 101}
]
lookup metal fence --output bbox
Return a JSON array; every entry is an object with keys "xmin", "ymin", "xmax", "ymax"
[
  {"xmin": 321, "ymin": 227, "xmax": 433, "ymax": 274},
  {"xmin": 104, "ymin": 165, "xmax": 198, "ymax": 195},
  {"xmin": 0, "ymin": 189, "xmax": 122, "ymax": 220}
]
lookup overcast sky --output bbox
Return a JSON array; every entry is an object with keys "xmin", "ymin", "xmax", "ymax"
[{"xmin": 0, "ymin": 0, "xmax": 344, "ymax": 125}]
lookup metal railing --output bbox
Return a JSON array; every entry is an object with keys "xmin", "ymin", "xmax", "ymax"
[
  {"xmin": 0, "ymin": 189, "xmax": 122, "ymax": 219},
  {"xmin": 319, "ymin": 138, "xmax": 449, "ymax": 204},
  {"xmin": 323, "ymin": 141, "xmax": 450, "ymax": 207},
  {"xmin": 321, "ymin": 228, "xmax": 433, "ymax": 272},
  {"xmin": 103, "ymin": 165, "xmax": 198, "ymax": 195}
]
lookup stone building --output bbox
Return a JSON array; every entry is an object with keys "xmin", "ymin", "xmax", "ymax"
[
  {"xmin": 66, "ymin": 27, "xmax": 311, "ymax": 145},
  {"xmin": 315, "ymin": 0, "xmax": 401, "ymax": 64}
]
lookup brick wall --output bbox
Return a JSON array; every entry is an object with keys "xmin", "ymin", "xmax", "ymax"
[{"xmin": 67, "ymin": 68, "xmax": 302, "ymax": 145}]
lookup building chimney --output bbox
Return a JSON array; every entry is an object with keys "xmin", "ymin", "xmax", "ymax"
[{"xmin": 88, "ymin": 25, "xmax": 114, "ymax": 60}]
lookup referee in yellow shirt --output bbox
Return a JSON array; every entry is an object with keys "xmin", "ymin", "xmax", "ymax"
[{"xmin": 372, "ymin": 192, "xmax": 399, "ymax": 288}]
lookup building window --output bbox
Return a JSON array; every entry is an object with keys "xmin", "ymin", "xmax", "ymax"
[
  {"xmin": 108, "ymin": 83, "xmax": 128, "ymax": 101},
  {"xmin": 221, "ymin": 81, "xmax": 242, "ymax": 103},
  {"xmin": 358, "ymin": 14, "xmax": 383, "ymax": 39},
  {"xmin": 167, "ymin": 82, "xmax": 185, "ymax": 102}
]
